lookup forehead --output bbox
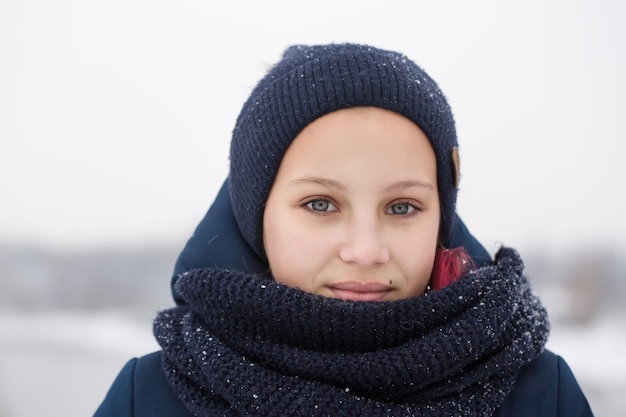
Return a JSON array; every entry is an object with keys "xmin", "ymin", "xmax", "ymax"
[
  {"xmin": 272, "ymin": 107, "xmax": 438, "ymax": 193},
  {"xmin": 282, "ymin": 107, "xmax": 435, "ymax": 166}
]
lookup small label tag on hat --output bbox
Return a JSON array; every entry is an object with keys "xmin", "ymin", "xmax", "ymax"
[{"xmin": 452, "ymin": 147, "xmax": 461, "ymax": 189}]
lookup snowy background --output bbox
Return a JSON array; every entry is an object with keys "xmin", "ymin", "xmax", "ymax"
[{"xmin": 1, "ymin": 0, "xmax": 625, "ymax": 416}]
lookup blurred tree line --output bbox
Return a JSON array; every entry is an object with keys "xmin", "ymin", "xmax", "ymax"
[{"xmin": 1, "ymin": 243, "xmax": 624, "ymax": 324}]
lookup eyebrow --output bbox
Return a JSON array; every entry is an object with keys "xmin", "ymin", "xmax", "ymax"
[
  {"xmin": 288, "ymin": 176, "xmax": 347, "ymax": 191},
  {"xmin": 288, "ymin": 177, "xmax": 433, "ymax": 192},
  {"xmin": 383, "ymin": 179, "xmax": 434, "ymax": 193}
]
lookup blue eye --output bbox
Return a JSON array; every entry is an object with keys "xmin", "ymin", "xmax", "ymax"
[
  {"xmin": 306, "ymin": 199, "xmax": 338, "ymax": 212},
  {"xmin": 386, "ymin": 202, "xmax": 417, "ymax": 215}
]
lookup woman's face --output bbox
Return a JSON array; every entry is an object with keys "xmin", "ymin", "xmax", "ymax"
[{"xmin": 263, "ymin": 107, "xmax": 440, "ymax": 301}]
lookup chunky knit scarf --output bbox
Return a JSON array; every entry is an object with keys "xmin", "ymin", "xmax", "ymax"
[{"xmin": 154, "ymin": 247, "xmax": 549, "ymax": 416}]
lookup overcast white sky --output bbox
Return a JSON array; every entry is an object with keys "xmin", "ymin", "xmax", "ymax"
[{"xmin": 1, "ymin": 0, "xmax": 625, "ymax": 256}]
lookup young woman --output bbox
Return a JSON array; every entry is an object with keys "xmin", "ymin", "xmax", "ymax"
[{"xmin": 94, "ymin": 43, "xmax": 593, "ymax": 416}]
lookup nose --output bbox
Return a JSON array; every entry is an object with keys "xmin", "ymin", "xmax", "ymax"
[{"xmin": 338, "ymin": 217, "xmax": 390, "ymax": 267}]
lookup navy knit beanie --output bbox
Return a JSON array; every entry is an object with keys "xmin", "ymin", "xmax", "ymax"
[{"xmin": 229, "ymin": 43, "xmax": 460, "ymax": 258}]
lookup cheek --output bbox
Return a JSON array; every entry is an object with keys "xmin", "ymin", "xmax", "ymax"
[
  {"xmin": 399, "ymin": 238, "xmax": 437, "ymax": 275},
  {"xmin": 263, "ymin": 211, "xmax": 326, "ymax": 286},
  {"xmin": 394, "ymin": 224, "xmax": 439, "ymax": 293},
  {"xmin": 263, "ymin": 213, "xmax": 290, "ymax": 279}
]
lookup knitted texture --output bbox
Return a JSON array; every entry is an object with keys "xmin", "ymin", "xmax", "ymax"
[
  {"xmin": 154, "ymin": 248, "xmax": 549, "ymax": 416},
  {"xmin": 229, "ymin": 43, "xmax": 459, "ymax": 258}
]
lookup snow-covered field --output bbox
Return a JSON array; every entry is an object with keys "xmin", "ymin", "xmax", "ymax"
[
  {"xmin": 0, "ymin": 311, "xmax": 159, "ymax": 417},
  {"xmin": 0, "ymin": 311, "xmax": 623, "ymax": 416}
]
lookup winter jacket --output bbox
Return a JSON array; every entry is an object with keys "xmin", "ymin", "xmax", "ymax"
[
  {"xmin": 93, "ymin": 179, "xmax": 593, "ymax": 416},
  {"xmin": 95, "ymin": 348, "xmax": 592, "ymax": 417}
]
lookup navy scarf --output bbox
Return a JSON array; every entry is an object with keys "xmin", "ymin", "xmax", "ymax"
[{"xmin": 154, "ymin": 247, "xmax": 549, "ymax": 416}]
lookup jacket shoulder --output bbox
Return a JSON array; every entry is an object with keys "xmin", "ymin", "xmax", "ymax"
[
  {"xmin": 496, "ymin": 350, "xmax": 594, "ymax": 417},
  {"xmin": 93, "ymin": 351, "xmax": 192, "ymax": 417}
]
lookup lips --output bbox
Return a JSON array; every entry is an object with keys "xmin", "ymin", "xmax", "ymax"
[{"xmin": 326, "ymin": 281, "xmax": 393, "ymax": 302}]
